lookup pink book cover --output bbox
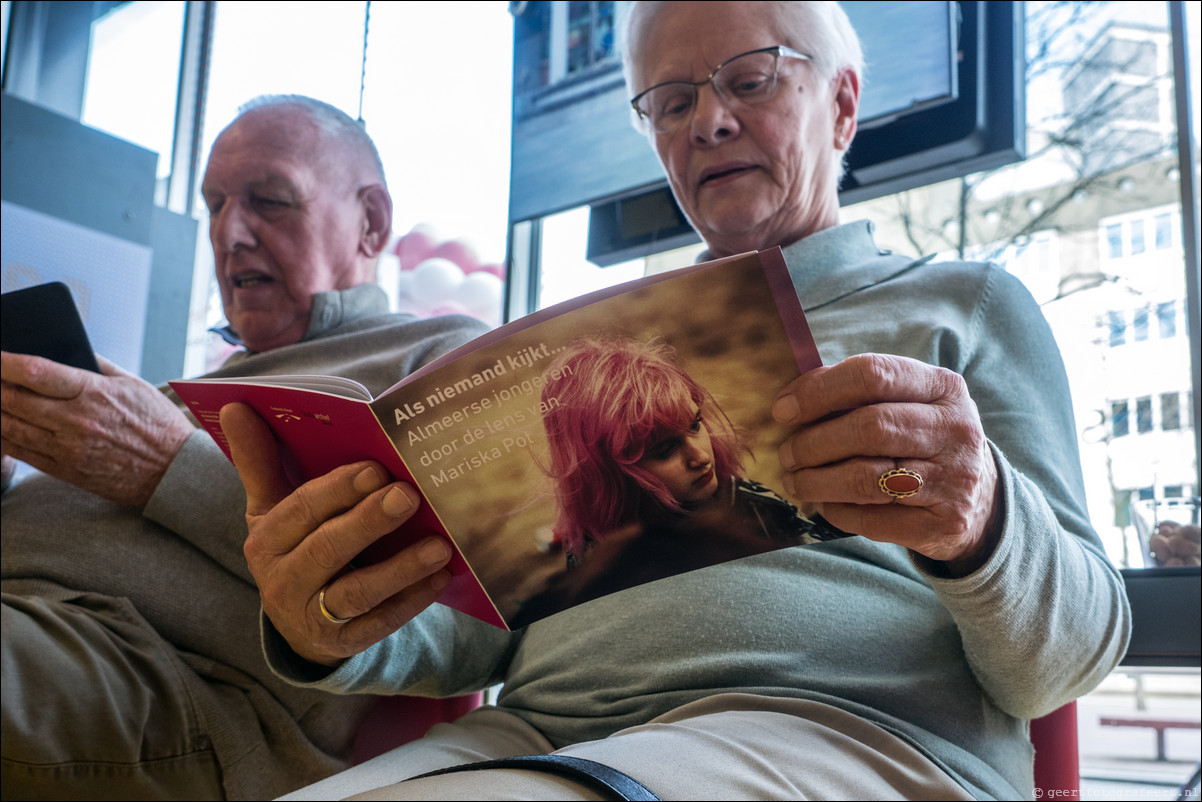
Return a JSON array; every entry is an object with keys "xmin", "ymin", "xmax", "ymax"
[{"xmin": 171, "ymin": 247, "xmax": 844, "ymax": 630}]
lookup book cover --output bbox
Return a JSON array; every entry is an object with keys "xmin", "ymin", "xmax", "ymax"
[{"xmin": 171, "ymin": 247, "xmax": 847, "ymax": 630}]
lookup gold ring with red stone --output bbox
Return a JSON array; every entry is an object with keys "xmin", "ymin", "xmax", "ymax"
[{"xmin": 879, "ymin": 468, "xmax": 923, "ymax": 500}]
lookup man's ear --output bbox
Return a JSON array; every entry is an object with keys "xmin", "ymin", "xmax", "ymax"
[
  {"xmin": 832, "ymin": 67, "xmax": 860, "ymax": 150},
  {"xmin": 359, "ymin": 184, "xmax": 393, "ymax": 258}
]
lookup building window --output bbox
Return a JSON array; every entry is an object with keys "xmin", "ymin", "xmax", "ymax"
[
  {"xmin": 1136, "ymin": 396, "xmax": 1153, "ymax": 433},
  {"xmin": 1158, "ymin": 300, "xmax": 1177, "ymax": 338},
  {"xmin": 1162, "ymin": 392, "xmax": 1181, "ymax": 430},
  {"xmin": 1133, "ymin": 306, "xmax": 1149, "ymax": 341},
  {"xmin": 566, "ymin": 1, "xmax": 616, "ymax": 76},
  {"xmin": 1137, "ymin": 486, "xmax": 1155, "ymax": 501},
  {"xmin": 1129, "ymin": 218, "xmax": 1146, "ymax": 254},
  {"xmin": 1108, "ymin": 310, "xmax": 1126, "ymax": 346},
  {"xmin": 1112, "ymin": 400, "xmax": 1130, "ymax": 437},
  {"xmin": 1154, "ymin": 212, "xmax": 1173, "ymax": 249},
  {"xmin": 1106, "ymin": 223, "xmax": 1124, "ymax": 258}
]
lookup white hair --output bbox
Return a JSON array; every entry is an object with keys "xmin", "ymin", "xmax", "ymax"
[{"xmin": 621, "ymin": 1, "xmax": 865, "ymax": 106}]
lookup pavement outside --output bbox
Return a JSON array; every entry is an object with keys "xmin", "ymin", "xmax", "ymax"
[{"xmin": 1076, "ymin": 669, "xmax": 1201, "ymax": 802}]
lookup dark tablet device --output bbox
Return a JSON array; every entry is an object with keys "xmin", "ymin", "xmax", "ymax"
[{"xmin": 1, "ymin": 281, "xmax": 102, "ymax": 373}]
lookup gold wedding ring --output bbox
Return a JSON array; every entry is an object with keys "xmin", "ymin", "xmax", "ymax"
[{"xmin": 318, "ymin": 586, "xmax": 354, "ymax": 625}]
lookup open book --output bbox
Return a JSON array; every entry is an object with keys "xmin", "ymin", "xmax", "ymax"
[{"xmin": 171, "ymin": 247, "xmax": 848, "ymax": 630}]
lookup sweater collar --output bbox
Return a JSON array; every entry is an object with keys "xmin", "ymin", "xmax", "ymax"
[
  {"xmin": 698, "ymin": 221, "xmax": 930, "ymax": 312},
  {"xmin": 210, "ymin": 284, "xmax": 390, "ymax": 351},
  {"xmin": 778, "ymin": 220, "xmax": 931, "ymax": 311}
]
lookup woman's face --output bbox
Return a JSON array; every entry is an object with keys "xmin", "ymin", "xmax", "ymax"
[
  {"xmin": 633, "ymin": 1, "xmax": 859, "ymax": 257},
  {"xmin": 636, "ymin": 409, "xmax": 720, "ymax": 505}
]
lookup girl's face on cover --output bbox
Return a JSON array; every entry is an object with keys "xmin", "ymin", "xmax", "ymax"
[{"xmin": 636, "ymin": 408, "xmax": 719, "ymax": 505}]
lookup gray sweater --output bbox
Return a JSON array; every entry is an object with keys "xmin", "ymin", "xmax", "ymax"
[
  {"xmin": 263, "ymin": 225, "xmax": 1131, "ymax": 800},
  {"xmin": 1, "ymin": 285, "xmax": 488, "ymax": 799}
]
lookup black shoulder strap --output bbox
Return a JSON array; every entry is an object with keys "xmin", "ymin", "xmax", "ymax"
[{"xmin": 407, "ymin": 754, "xmax": 661, "ymax": 801}]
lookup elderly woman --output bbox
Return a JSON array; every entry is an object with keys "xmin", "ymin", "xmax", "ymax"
[{"xmin": 225, "ymin": 2, "xmax": 1130, "ymax": 799}]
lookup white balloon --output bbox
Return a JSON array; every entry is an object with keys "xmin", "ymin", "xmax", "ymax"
[
  {"xmin": 397, "ymin": 270, "xmax": 417, "ymax": 297},
  {"xmin": 409, "ymin": 257, "xmax": 464, "ymax": 306},
  {"xmin": 454, "ymin": 271, "xmax": 503, "ymax": 319}
]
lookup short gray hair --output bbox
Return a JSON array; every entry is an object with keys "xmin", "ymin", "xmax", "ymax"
[{"xmin": 236, "ymin": 94, "xmax": 387, "ymax": 187}]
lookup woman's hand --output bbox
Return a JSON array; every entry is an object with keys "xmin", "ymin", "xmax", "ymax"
[
  {"xmin": 221, "ymin": 402, "xmax": 452, "ymax": 667},
  {"xmin": 772, "ymin": 354, "xmax": 1002, "ymax": 576}
]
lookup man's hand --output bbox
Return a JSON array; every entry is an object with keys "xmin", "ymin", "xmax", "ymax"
[
  {"xmin": 773, "ymin": 353, "xmax": 1002, "ymax": 576},
  {"xmin": 0, "ymin": 351, "xmax": 195, "ymax": 508},
  {"xmin": 222, "ymin": 402, "xmax": 452, "ymax": 667}
]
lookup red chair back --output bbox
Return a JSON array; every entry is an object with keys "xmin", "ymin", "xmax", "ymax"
[
  {"xmin": 1030, "ymin": 701, "xmax": 1079, "ymax": 797},
  {"xmin": 352, "ymin": 693, "xmax": 484, "ymax": 764}
]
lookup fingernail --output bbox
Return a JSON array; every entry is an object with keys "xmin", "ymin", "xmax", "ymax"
[
  {"xmin": 381, "ymin": 485, "xmax": 418, "ymax": 517},
  {"xmin": 781, "ymin": 473, "xmax": 796, "ymax": 498},
  {"xmin": 772, "ymin": 393, "xmax": 800, "ymax": 423},
  {"xmin": 778, "ymin": 439, "xmax": 798, "ymax": 470},
  {"xmin": 418, "ymin": 538, "xmax": 450, "ymax": 567},
  {"xmin": 353, "ymin": 466, "xmax": 385, "ymax": 494}
]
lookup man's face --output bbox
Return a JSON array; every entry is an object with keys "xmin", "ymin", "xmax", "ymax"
[
  {"xmin": 200, "ymin": 107, "xmax": 373, "ymax": 352},
  {"xmin": 634, "ymin": 1, "xmax": 856, "ymax": 257}
]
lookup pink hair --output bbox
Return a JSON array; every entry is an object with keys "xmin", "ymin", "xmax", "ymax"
[{"xmin": 540, "ymin": 337, "xmax": 746, "ymax": 561}]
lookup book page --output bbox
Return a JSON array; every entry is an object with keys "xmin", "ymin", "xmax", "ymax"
[
  {"xmin": 371, "ymin": 249, "xmax": 835, "ymax": 628},
  {"xmin": 180, "ymin": 374, "xmax": 374, "ymax": 400}
]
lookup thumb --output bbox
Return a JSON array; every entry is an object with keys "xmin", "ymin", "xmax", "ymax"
[
  {"xmin": 95, "ymin": 353, "xmax": 128, "ymax": 377},
  {"xmin": 220, "ymin": 402, "xmax": 295, "ymax": 515}
]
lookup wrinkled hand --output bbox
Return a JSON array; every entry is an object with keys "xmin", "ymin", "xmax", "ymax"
[
  {"xmin": 0, "ymin": 351, "xmax": 195, "ymax": 508},
  {"xmin": 222, "ymin": 402, "xmax": 453, "ymax": 667},
  {"xmin": 773, "ymin": 354, "xmax": 1002, "ymax": 576}
]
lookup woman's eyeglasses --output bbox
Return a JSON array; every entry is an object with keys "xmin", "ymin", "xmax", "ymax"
[{"xmin": 630, "ymin": 45, "xmax": 813, "ymax": 134}]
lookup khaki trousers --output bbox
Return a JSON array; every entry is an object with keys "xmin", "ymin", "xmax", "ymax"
[{"xmin": 283, "ymin": 693, "xmax": 976, "ymax": 801}]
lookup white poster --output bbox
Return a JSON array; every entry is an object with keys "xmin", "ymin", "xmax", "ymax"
[{"xmin": 1, "ymin": 200, "xmax": 153, "ymax": 373}]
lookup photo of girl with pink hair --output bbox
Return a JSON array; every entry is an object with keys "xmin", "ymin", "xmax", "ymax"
[{"xmin": 511, "ymin": 336, "xmax": 847, "ymax": 627}]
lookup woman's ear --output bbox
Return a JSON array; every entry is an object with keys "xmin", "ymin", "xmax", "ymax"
[
  {"xmin": 358, "ymin": 184, "xmax": 393, "ymax": 258},
  {"xmin": 831, "ymin": 67, "xmax": 860, "ymax": 150}
]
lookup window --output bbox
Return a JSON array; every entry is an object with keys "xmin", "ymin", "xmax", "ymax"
[
  {"xmin": 1113, "ymin": 400, "xmax": 1130, "ymax": 437},
  {"xmin": 1109, "ymin": 310, "xmax": 1127, "ymax": 346},
  {"xmin": 1133, "ymin": 306, "xmax": 1149, "ymax": 341},
  {"xmin": 82, "ymin": 2, "xmax": 186, "ymax": 191},
  {"xmin": 566, "ymin": 1, "xmax": 616, "ymax": 76},
  {"xmin": 1157, "ymin": 301, "xmax": 1177, "ymax": 338},
  {"xmin": 1161, "ymin": 393, "xmax": 1181, "ymax": 430},
  {"xmin": 1136, "ymin": 396, "xmax": 1153, "ymax": 433},
  {"xmin": 1106, "ymin": 223, "xmax": 1124, "ymax": 258},
  {"xmin": 1129, "ymin": 218, "xmax": 1146, "ymax": 254},
  {"xmin": 1154, "ymin": 212, "xmax": 1173, "ymax": 248}
]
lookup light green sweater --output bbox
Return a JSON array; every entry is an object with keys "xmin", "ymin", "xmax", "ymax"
[{"xmin": 266, "ymin": 224, "xmax": 1131, "ymax": 800}]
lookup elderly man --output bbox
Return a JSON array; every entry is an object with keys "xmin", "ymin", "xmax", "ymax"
[{"xmin": 0, "ymin": 95, "xmax": 487, "ymax": 800}]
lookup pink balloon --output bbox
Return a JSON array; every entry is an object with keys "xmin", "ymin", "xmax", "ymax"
[
  {"xmin": 430, "ymin": 238, "xmax": 480, "ymax": 274},
  {"xmin": 476, "ymin": 262, "xmax": 507, "ymax": 279},
  {"xmin": 394, "ymin": 223, "xmax": 439, "ymax": 270}
]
